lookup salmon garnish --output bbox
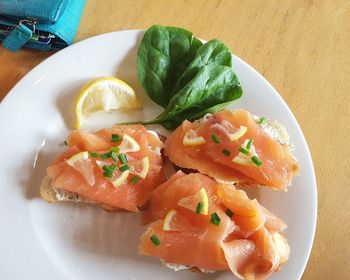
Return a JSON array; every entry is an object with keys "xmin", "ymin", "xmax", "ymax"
[
  {"xmin": 140, "ymin": 172, "xmax": 290, "ymax": 278},
  {"xmin": 45, "ymin": 124, "xmax": 165, "ymax": 211},
  {"xmin": 164, "ymin": 109, "xmax": 299, "ymax": 190}
]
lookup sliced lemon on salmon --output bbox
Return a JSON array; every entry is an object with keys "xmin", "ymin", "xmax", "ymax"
[
  {"xmin": 66, "ymin": 151, "xmax": 95, "ymax": 186},
  {"xmin": 232, "ymin": 155, "xmax": 255, "ymax": 166},
  {"xmin": 178, "ymin": 188, "xmax": 209, "ymax": 215},
  {"xmin": 183, "ymin": 129, "xmax": 206, "ymax": 147},
  {"xmin": 227, "ymin": 126, "xmax": 247, "ymax": 141},
  {"xmin": 130, "ymin": 157, "xmax": 149, "ymax": 179},
  {"xmin": 118, "ymin": 134, "xmax": 141, "ymax": 153},
  {"xmin": 111, "ymin": 170, "xmax": 130, "ymax": 188},
  {"xmin": 232, "ymin": 139, "xmax": 261, "ymax": 166},
  {"xmin": 75, "ymin": 77, "xmax": 142, "ymax": 128},
  {"xmin": 163, "ymin": 209, "xmax": 178, "ymax": 231}
]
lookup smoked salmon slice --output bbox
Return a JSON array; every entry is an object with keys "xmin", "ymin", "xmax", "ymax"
[
  {"xmin": 140, "ymin": 172, "xmax": 290, "ymax": 279},
  {"xmin": 164, "ymin": 109, "xmax": 299, "ymax": 190},
  {"xmin": 45, "ymin": 124, "xmax": 165, "ymax": 212}
]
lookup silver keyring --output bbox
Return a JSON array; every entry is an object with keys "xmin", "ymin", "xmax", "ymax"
[{"xmin": 18, "ymin": 18, "xmax": 37, "ymax": 34}]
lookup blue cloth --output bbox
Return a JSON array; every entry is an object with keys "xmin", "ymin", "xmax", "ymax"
[{"xmin": 0, "ymin": 0, "xmax": 85, "ymax": 51}]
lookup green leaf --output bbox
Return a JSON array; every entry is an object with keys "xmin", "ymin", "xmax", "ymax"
[
  {"xmin": 137, "ymin": 25, "xmax": 203, "ymax": 108},
  {"xmin": 143, "ymin": 64, "xmax": 242, "ymax": 129},
  {"xmin": 173, "ymin": 39, "xmax": 233, "ymax": 93}
]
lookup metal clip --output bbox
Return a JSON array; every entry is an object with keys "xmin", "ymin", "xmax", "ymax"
[{"xmin": 18, "ymin": 18, "xmax": 37, "ymax": 34}]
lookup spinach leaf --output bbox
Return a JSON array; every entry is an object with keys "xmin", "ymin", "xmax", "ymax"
[
  {"xmin": 142, "ymin": 64, "xmax": 242, "ymax": 129},
  {"xmin": 137, "ymin": 25, "xmax": 203, "ymax": 108},
  {"xmin": 173, "ymin": 39, "xmax": 233, "ymax": 93}
]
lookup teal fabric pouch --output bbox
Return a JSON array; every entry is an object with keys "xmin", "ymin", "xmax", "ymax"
[{"xmin": 0, "ymin": 0, "xmax": 85, "ymax": 51}]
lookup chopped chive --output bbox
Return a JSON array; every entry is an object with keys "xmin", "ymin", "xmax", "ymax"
[
  {"xmin": 251, "ymin": 155, "xmax": 262, "ymax": 167},
  {"xmin": 210, "ymin": 212, "xmax": 221, "ymax": 226},
  {"xmin": 111, "ymin": 134, "xmax": 122, "ymax": 142},
  {"xmin": 131, "ymin": 176, "xmax": 140, "ymax": 184},
  {"xmin": 257, "ymin": 117, "xmax": 267, "ymax": 125},
  {"xmin": 211, "ymin": 134, "xmax": 220, "ymax": 144},
  {"xmin": 222, "ymin": 149, "xmax": 231, "ymax": 156},
  {"xmin": 225, "ymin": 209, "xmax": 234, "ymax": 218},
  {"xmin": 239, "ymin": 147, "xmax": 250, "ymax": 156},
  {"xmin": 195, "ymin": 202, "xmax": 203, "ymax": 214},
  {"xmin": 103, "ymin": 171, "xmax": 113, "ymax": 178},
  {"xmin": 246, "ymin": 139, "xmax": 253, "ymax": 150},
  {"xmin": 101, "ymin": 152, "xmax": 111, "ymax": 159},
  {"xmin": 118, "ymin": 153, "xmax": 128, "ymax": 164},
  {"xmin": 64, "ymin": 140, "xmax": 67, "ymax": 146},
  {"xmin": 110, "ymin": 147, "xmax": 120, "ymax": 153},
  {"xmin": 110, "ymin": 152, "xmax": 118, "ymax": 162},
  {"xmin": 150, "ymin": 235, "xmax": 160, "ymax": 246},
  {"xmin": 119, "ymin": 164, "xmax": 129, "ymax": 172},
  {"xmin": 89, "ymin": 151, "xmax": 99, "ymax": 158},
  {"xmin": 102, "ymin": 164, "xmax": 116, "ymax": 173}
]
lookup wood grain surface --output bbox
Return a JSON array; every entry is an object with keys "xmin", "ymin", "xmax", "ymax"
[{"xmin": 1, "ymin": 1, "xmax": 349, "ymax": 279}]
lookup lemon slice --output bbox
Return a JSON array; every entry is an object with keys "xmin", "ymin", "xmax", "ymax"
[
  {"xmin": 232, "ymin": 139, "xmax": 258, "ymax": 166},
  {"xmin": 163, "ymin": 209, "xmax": 178, "ymax": 231},
  {"xmin": 66, "ymin": 151, "xmax": 95, "ymax": 186},
  {"xmin": 66, "ymin": 151, "xmax": 89, "ymax": 165},
  {"xmin": 118, "ymin": 134, "xmax": 141, "ymax": 153},
  {"xmin": 75, "ymin": 77, "xmax": 142, "ymax": 128},
  {"xmin": 232, "ymin": 155, "xmax": 255, "ymax": 166},
  {"xmin": 227, "ymin": 126, "xmax": 248, "ymax": 141},
  {"xmin": 130, "ymin": 157, "xmax": 149, "ymax": 179},
  {"xmin": 111, "ymin": 170, "xmax": 130, "ymax": 188},
  {"xmin": 178, "ymin": 188, "xmax": 209, "ymax": 215},
  {"xmin": 183, "ymin": 129, "xmax": 206, "ymax": 147}
]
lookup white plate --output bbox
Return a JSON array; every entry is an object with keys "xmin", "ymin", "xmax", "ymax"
[{"xmin": 0, "ymin": 30, "xmax": 317, "ymax": 280}]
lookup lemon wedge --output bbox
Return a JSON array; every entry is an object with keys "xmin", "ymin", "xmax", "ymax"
[
  {"xmin": 118, "ymin": 134, "xmax": 141, "ymax": 153},
  {"xmin": 232, "ymin": 155, "xmax": 255, "ymax": 166},
  {"xmin": 75, "ymin": 77, "xmax": 142, "ymax": 128},
  {"xmin": 130, "ymin": 157, "xmax": 149, "ymax": 179},
  {"xmin": 232, "ymin": 139, "xmax": 260, "ymax": 166},
  {"xmin": 66, "ymin": 151, "xmax": 95, "ymax": 186},
  {"xmin": 111, "ymin": 170, "xmax": 130, "ymax": 188},
  {"xmin": 178, "ymin": 188, "xmax": 209, "ymax": 215},
  {"xmin": 66, "ymin": 151, "xmax": 89, "ymax": 165},
  {"xmin": 227, "ymin": 126, "xmax": 247, "ymax": 141},
  {"xmin": 183, "ymin": 129, "xmax": 206, "ymax": 147},
  {"xmin": 163, "ymin": 209, "xmax": 178, "ymax": 231}
]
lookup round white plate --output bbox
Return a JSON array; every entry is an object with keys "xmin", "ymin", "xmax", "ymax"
[{"xmin": 0, "ymin": 30, "xmax": 317, "ymax": 280}]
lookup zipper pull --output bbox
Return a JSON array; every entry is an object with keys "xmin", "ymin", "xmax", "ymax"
[{"xmin": 1, "ymin": 18, "xmax": 37, "ymax": 52}]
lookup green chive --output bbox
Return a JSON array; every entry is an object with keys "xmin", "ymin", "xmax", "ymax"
[
  {"xmin": 111, "ymin": 152, "xmax": 118, "ymax": 162},
  {"xmin": 195, "ymin": 202, "xmax": 203, "ymax": 214},
  {"xmin": 103, "ymin": 171, "xmax": 113, "ymax": 178},
  {"xmin": 239, "ymin": 147, "xmax": 250, "ymax": 156},
  {"xmin": 111, "ymin": 134, "xmax": 122, "ymax": 142},
  {"xmin": 119, "ymin": 164, "xmax": 129, "ymax": 172},
  {"xmin": 222, "ymin": 149, "xmax": 231, "ymax": 156},
  {"xmin": 246, "ymin": 139, "xmax": 253, "ymax": 150},
  {"xmin": 251, "ymin": 155, "xmax": 263, "ymax": 167},
  {"xmin": 257, "ymin": 117, "xmax": 267, "ymax": 125},
  {"xmin": 64, "ymin": 140, "xmax": 67, "ymax": 146},
  {"xmin": 89, "ymin": 151, "xmax": 99, "ymax": 158},
  {"xmin": 211, "ymin": 134, "xmax": 220, "ymax": 144},
  {"xmin": 110, "ymin": 147, "xmax": 120, "ymax": 153},
  {"xmin": 225, "ymin": 209, "xmax": 234, "ymax": 218},
  {"xmin": 150, "ymin": 235, "xmax": 160, "ymax": 246},
  {"xmin": 210, "ymin": 212, "xmax": 221, "ymax": 226},
  {"xmin": 101, "ymin": 152, "xmax": 111, "ymax": 159},
  {"xmin": 103, "ymin": 164, "xmax": 116, "ymax": 173},
  {"xmin": 119, "ymin": 153, "xmax": 128, "ymax": 164},
  {"xmin": 131, "ymin": 176, "xmax": 140, "ymax": 184}
]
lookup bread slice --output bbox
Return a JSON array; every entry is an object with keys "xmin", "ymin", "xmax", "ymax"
[{"xmin": 40, "ymin": 175, "xmax": 120, "ymax": 211}]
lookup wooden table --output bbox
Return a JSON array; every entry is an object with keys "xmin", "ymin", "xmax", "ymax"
[{"xmin": 1, "ymin": 1, "xmax": 349, "ymax": 279}]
